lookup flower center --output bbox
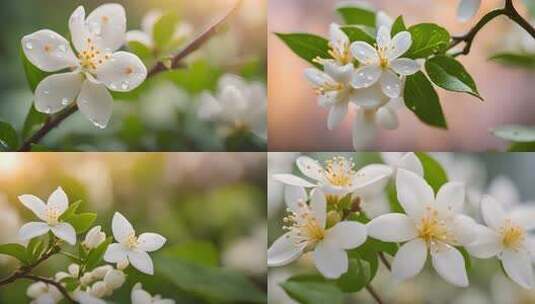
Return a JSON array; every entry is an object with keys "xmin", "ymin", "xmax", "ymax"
[
  {"xmin": 314, "ymin": 81, "xmax": 345, "ymax": 96},
  {"xmin": 125, "ymin": 233, "xmax": 139, "ymax": 249},
  {"xmin": 77, "ymin": 38, "xmax": 111, "ymax": 72},
  {"xmin": 500, "ymin": 219, "xmax": 525, "ymax": 250},
  {"xmin": 45, "ymin": 207, "xmax": 61, "ymax": 226},
  {"xmin": 323, "ymin": 156, "xmax": 355, "ymax": 187},
  {"xmin": 328, "ymin": 41, "xmax": 352, "ymax": 65},
  {"xmin": 417, "ymin": 206, "xmax": 455, "ymax": 245},
  {"xmin": 283, "ymin": 200, "xmax": 325, "ymax": 250},
  {"xmin": 377, "ymin": 47, "xmax": 390, "ymax": 69}
]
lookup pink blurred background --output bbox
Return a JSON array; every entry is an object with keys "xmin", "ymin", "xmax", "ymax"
[{"xmin": 268, "ymin": 0, "xmax": 535, "ymax": 151}]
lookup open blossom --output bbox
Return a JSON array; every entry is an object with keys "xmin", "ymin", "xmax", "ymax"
[
  {"xmin": 131, "ymin": 283, "xmax": 175, "ymax": 304},
  {"xmin": 268, "ymin": 188, "xmax": 367, "ymax": 278},
  {"xmin": 21, "ymin": 4, "xmax": 147, "ymax": 128},
  {"xmin": 27, "ymin": 282, "xmax": 63, "ymax": 304},
  {"xmin": 104, "ymin": 212, "xmax": 166, "ymax": 275},
  {"xmin": 466, "ymin": 195, "xmax": 535, "ymax": 288},
  {"xmin": 18, "ymin": 187, "xmax": 76, "ymax": 245},
  {"xmin": 458, "ymin": 0, "xmax": 481, "ymax": 21},
  {"xmin": 315, "ymin": 24, "xmax": 353, "ymax": 67},
  {"xmin": 368, "ymin": 169, "xmax": 476, "ymax": 287},
  {"xmin": 380, "ymin": 152, "xmax": 424, "ymax": 177},
  {"xmin": 351, "ymin": 26, "xmax": 419, "ymax": 98}
]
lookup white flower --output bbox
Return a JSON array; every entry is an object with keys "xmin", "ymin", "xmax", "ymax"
[
  {"xmin": 103, "ymin": 269, "xmax": 126, "ymax": 289},
  {"xmin": 103, "ymin": 212, "xmax": 166, "ymax": 275},
  {"xmin": 198, "ymin": 74, "xmax": 267, "ymax": 139},
  {"xmin": 315, "ymin": 24, "xmax": 353, "ymax": 67},
  {"xmin": 27, "ymin": 282, "xmax": 63, "ymax": 304},
  {"xmin": 89, "ymin": 281, "xmax": 111, "ymax": 298},
  {"xmin": 131, "ymin": 283, "xmax": 175, "ymax": 304},
  {"xmin": 351, "ymin": 26, "xmax": 420, "ymax": 98},
  {"xmin": 72, "ymin": 289, "xmax": 107, "ymax": 304},
  {"xmin": 367, "ymin": 169, "xmax": 475, "ymax": 287},
  {"xmin": 21, "ymin": 4, "xmax": 147, "ymax": 128},
  {"xmin": 457, "ymin": 0, "xmax": 481, "ymax": 21},
  {"xmin": 268, "ymin": 188, "xmax": 367, "ymax": 278},
  {"xmin": 380, "ymin": 152, "xmax": 424, "ymax": 177},
  {"xmin": 466, "ymin": 195, "xmax": 535, "ymax": 288},
  {"xmin": 83, "ymin": 225, "xmax": 106, "ymax": 249},
  {"xmin": 18, "ymin": 187, "xmax": 76, "ymax": 245}
]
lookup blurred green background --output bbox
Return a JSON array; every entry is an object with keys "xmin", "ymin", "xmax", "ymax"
[
  {"xmin": 0, "ymin": 0, "xmax": 267, "ymax": 151},
  {"xmin": 0, "ymin": 152, "xmax": 267, "ymax": 303}
]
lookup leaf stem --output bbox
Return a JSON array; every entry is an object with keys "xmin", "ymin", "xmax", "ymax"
[
  {"xmin": 366, "ymin": 284, "xmax": 385, "ymax": 304},
  {"xmin": 378, "ymin": 252, "xmax": 391, "ymax": 271}
]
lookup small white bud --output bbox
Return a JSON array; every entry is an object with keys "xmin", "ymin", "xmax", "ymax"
[
  {"xmin": 80, "ymin": 272, "xmax": 95, "ymax": 286},
  {"xmin": 116, "ymin": 259, "xmax": 129, "ymax": 271},
  {"xmin": 103, "ymin": 270, "xmax": 126, "ymax": 289},
  {"xmin": 92, "ymin": 265, "xmax": 114, "ymax": 279},
  {"xmin": 89, "ymin": 281, "xmax": 111, "ymax": 298},
  {"xmin": 68, "ymin": 264, "xmax": 80, "ymax": 277},
  {"xmin": 54, "ymin": 271, "xmax": 71, "ymax": 281},
  {"xmin": 26, "ymin": 282, "xmax": 47, "ymax": 298},
  {"xmin": 83, "ymin": 226, "xmax": 106, "ymax": 249}
]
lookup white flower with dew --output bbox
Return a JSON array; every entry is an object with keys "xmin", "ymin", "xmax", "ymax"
[
  {"xmin": 457, "ymin": 0, "xmax": 481, "ymax": 21},
  {"xmin": 466, "ymin": 195, "xmax": 535, "ymax": 289},
  {"xmin": 351, "ymin": 26, "xmax": 419, "ymax": 98},
  {"xmin": 18, "ymin": 187, "xmax": 76, "ymax": 245},
  {"xmin": 367, "ymin": 169, "xmax": 476, "ymax": 287},
  {"xmin": 27, "ymin": 282, "xmax": 63, "ymax": 304},
  {"xmin": 267, "ymin": 188, "xmax": 367, "ymax": 279},
  {"xmin": 83, "ymin": 225, "xmax": 106, "ymax": 249},
  {"xmin": 21, "ymin": 4, "xmax": 147, "ymax": 128},
  {"xmin": 103, "ymin": 212, "xmax": 166, "ymax": 275},
  {"xmin": 131, "ymin": 283, "xmax": 175, "ymax": 304},
  {"xmin": 380, "ymin": 152, "xmax": 424, "ymax": 177}
]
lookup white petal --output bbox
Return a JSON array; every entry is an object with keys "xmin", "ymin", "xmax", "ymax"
[
  {"xmin": 457, "ymin": 0, "xmax": 481, "ymax": 21},
  {"xmin": 137, "ymin": 233, "xmax": 166, "ymax": 252},
  {"xmin": 21, "ymin": 29, "xmax": 77, "ymax": 72},
  {"xmin": 50, "ymin": 223, "xmax": 76, "ymax": 245},
  {"xmin": 324, "ymin": 62, "xmax": 353, "ymax": 83},
  {"xmin": 387, "ymin": 31, "xmax": 412, "ymax": 60},
  {"xmin": 327, "ymin": 102, "xmax": 348, "ymax": 130},
  {"xmin": 352, "ymin": 164, "xmax": 392, "ymax": 196},
  {"xmin": 77, "ymin": 78, "xmax": 113, "ymax": 128},
  {"xmin": 391, "ymin": 58, "xmax": 420, "ymax": 76},
  {"xmin": 128, "ymin": 250, "xmax": 154, "ymax": 275},
  {"xmin": 451, "ymin": 214, "xmax": 477, "ymax": 246},
  {"xmin": 296, "ymin": 156, "xmax": 324, "ymax": 181},
  {"xmin": 96, "ymin": 51, "xmax": 147, "ymax": 92},
  {"xmin": 310, "ymin": 190, "xmax": 327, "ymax": 229},
  {"xmin": 352, "ymin": 84, "xmax": 387, "ymax": 109},
  {"xmin": 352, "ymin": 109, "xmax": 377, "ymax": 150},
  {"xmin": 431, "ymin": 244, "xmax": 469, "ymax": 287},
  {"xmin": 351, "ymin": 41, "xmax": 379, "ymax": 64},
  {"xmin": 367, "ymin": 213, "xmax": 417, "ymax": 242},
  {"xmin": 35, "ymin": 71, "xmax": 83, "ymax": 114},
  {"xmin": 104, "ymin": 243, "xmax": 129, "ymax": 263},
  {"xmin": 18, "ymin": 222, "xmax": 50, "ymax": 241},
  {"xmin": 86, "ymin": 3, "xmax": 127, "ymax": 52},
  {"xmin": 379, "ymin": 71, "xmax": 402, "ymax": 98},
  {"xmin": 376, "ymin": 26, "xmax": 391, "ymax": 50},
  {"xmin": 435, "ymin": 182, "xmax": 465, "ymax": 213},
  {"xmin": 132, "ymin": 288, "xmax": 153, "ymax": 304},
  {"xmin": 273, "ymin": 174, "xmax": 316, "ymax": 188},
  {"xmin": 47, "ymin": 186, "xmax": 69, "ymax": 214},
  {"xmin": 267, "ymin": 233, "xmax": 303, "ymax": 267},
  {"xmin": 480, "ymin": 195, "xmax": 506, "ymax": 230},
  {"xmin": 304, "ymin": 68, "xmax": 334, "ymax": 87},
  {"xmin": 329, "ymin": 23, "xmax": 350, "ymax": 49},
  {"xmin": 376, "ymin": 106, "xmax": 399, "ymax": 130},
  {"xmin": 392, "ymin": 238, "xmax": 427, "ymax": 281},
  {"xmin": 126, "ymin": 30, "xmax": 153, "ymax": 47},
  {"xmin": 325, "ymin": 221, "xmax": 367, "ymax": 249},
  {"xmin": 111, "ymin": 212, "xmax": 135, "ymax": 243},
  {"xmin": 313, "ymin": 242, "xmax": 348, "ymax": 279},
  {"xmin": 352, "ymin": 65, "xmax": 382, "ymax": 88},
  {"xmin": 501, "ymin": 249, "xmax": 534, "ymax": 289},
  {"xmin": 284, "ymin": 185, "xmax": 308, "ymax": 212},
  {"xmin": 396, "ymin": 169, "xmax": 434, "ymax": 219},
  {"xmin": 69, "ymin": 6, "xmax": 93, "ymax": 53},
  {"xmin": 465, "ymin": 224, "xmax": 501, "ymax": 258},
  {"xmin": 18, "ymin": 194, "xmax": 47, "ymax": 221},
  {"xmin": 142, "ymin": 10, "xmax": 162, "ymax": 34},
  {"xmin": 398, "ymin": 153, "xmax": 424, "ymax": 177},
  {"xmin": 376, "ymin": 11, "xmax": 393, "ymax": 29},
  {"xmin": 510, "ymin": 206, "xmax": 535, "ymax": 231}
]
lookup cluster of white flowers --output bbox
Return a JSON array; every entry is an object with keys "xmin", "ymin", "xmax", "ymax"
[
  {"xmin": 269, "ymin": 153, "xmax": 535, "ymax": 289},
  {"xmin": 305, "ymin": 8, "xmax": 420, "ymax": 149}
]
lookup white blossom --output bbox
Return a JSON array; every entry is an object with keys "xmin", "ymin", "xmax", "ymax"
[
  {"xmin": 27, "ymin": 282, "xmax": 63, "ymax": 304},
  {"xmin": 83, "ymin": 225, "xmax": 106, "ymax": 249},
  {"xmin": 131, "ymin": 283, "xmax": 175, "ymax": 304}
]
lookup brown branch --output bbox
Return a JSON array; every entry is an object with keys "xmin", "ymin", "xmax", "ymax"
[
  {"xmin": 21, "ymin": 274, "xmax": 75, "ymax": 303},
  {"xmin": 378, "ymin": 252, "xmax": 391, "ymax": 271},
  {"xmin": 366, "ymin": 284, "xmax": 385, "ymax": 304},
  {"xmin": 17, "ymin": 0, "xmax": 243, "ymax": 152}
]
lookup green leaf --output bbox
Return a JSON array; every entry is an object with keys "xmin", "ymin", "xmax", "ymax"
[
  {"xmin": 0, "ymin": 244, "xmax": 28, "ymax": 264},
  {"xmin": 387, "ymin": 182, "xmax": 404, "ymax": 213},
  {"xmin": 30, "ymin": 144, "xmax": 52, "ymax": 151},
  {"xmin": 457, "ymin": 246, "xmax": 472, "ymax": 272},
  {"xmin": 161, "ymin": 241, "xmax": 219, "ymax": 267},
  {"xmin": 336, "ymin": 6, "xmax": 376, "ymax": 27},
  {"xmin": 66, "ymin": 213, "xmax": 97, "ymax": 234},
  {"xmin": 59, "ymin": 200, "xmax": 81, "ymax": 221},
  {"xmin": 85, "ymin": 237, "xmax": 112, "ymax": 271},
  {"xmin": 20, "ymin": 45, "xmax": 49, "ymax": 92},
  {"xmin": 336, "ymin": 254, "xmax": 372, "ymax": 292},
  {"xmin": 127, "ymin": 41, "xmax": 153, "ymax": 59},
  {"xmin": 425, "ymin": 55, "xmax": 482, "ymax": 100},
  {"xmin": 0, "ymin": 121, "xmax": 19, "ymax": 151},
  {"xmin": 391, "ymin": 16, "xmax": 407, "ymax": 36},
  {"xmin": 163, "ymin": 60, "xmax": 222, "ymax": 94},
  {"xmin": 281, "ymin": 280, "xmax": 344, "ymax": 304},
  {"xmin": 416, "ymin": 152, "xmax": 448, "ymax": 192},
  {"xmin": 490, "ymin": 53, "xmax": 535, "ymax": 69},
  {"xmin": 156, "ymin": 255, "xmax": 265, "ymax": 303},
  {"xmin": 492, "ymin": 125, "xmax": 535, "ymax": 142},
  {"xmin": 404, "ymin": 71, "xmax": 447, "ymax": 128},
  {"xmin": 26, "ymin": 238, "xmax": 45, "ymax": 264},
  {"xmin": 152, "ymin": 13, "xmax": 179, "ymax": 49},
  {"xmin": 508, "ymin": 141, "xmax": 535, "ymax": 151},
  {"xmin": 340, "ymin": 26, "xmax": 375, "ymax": 44},
  {"xmin": 406, "ymin": 23, "xmax": 450, "ymax": 59},
  {"xmin": 276, "ymin": 33, "xmax": 331, "ymax": 69},
  {"xmin": 60, "ymin": 277, "xmax": 79, "ymax": 292},
  {"xmin": 22, "ymin": 106, "xmax": 47, "ymax": 140}
]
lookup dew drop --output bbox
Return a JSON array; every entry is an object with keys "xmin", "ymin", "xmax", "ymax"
[
  {"xmin": 43, "ymin": 90, "xmax": 50, "ymax": 95},
  {"xmin": 25, "ymin": 42, "xmax": 33, "ymax": 50},
  {"xmin": 58, "ymin": 44, "xmax": 67, "ymax": 53},
  {"xmin": 61, "ymin": 98, "xmax": 70, "ymax": 105},
  {"xmin": 90, "ymin": 119, "xmax": 106, "ymax": 129},
  {"xmin": 110, "ymin": 84, "xmax": 118, "ymax": 90},
  {"xmin": 44, "ymin": 107, "xmax": 52, "ymax": 114},
  {"xmin": 121, "ymin": 82, "xmax": 129, "ymax": 90}
]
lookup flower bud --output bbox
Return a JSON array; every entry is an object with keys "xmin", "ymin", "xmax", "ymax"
[
  {"xmin": 83, "ymin": 226, "xmax": 106, "ymax": 249},
  {"xmin": 89, "ymin": 281, "xmax": 110, "ymax": 298},
  {"xmin": 326, "ymin": 210, "xmax": 342, "ymax": 227},
  {"xmin": 26, "ymin": 282, "xmax": 47, "ymax": 298},
  {"xmin": 103, "ymin": 270, "xmax": 125, "ymax": 289},
  {"xmin": 68, "ymin": 263, "xmax": 80, "ymax": 277},
  {"xmin": 80, "ymin": 272, "xmax": 95, "ymax": 286},
  {"xmin": 54, "ymin": 271, "xmax": 70, "ymax": 281},
  {"xmin": 116, "ymin": 259, "xmax": 129, "ymax": 271},
  {"xmin": 92, "ymin": 265, "xmax": 114, "ymax": 279}
]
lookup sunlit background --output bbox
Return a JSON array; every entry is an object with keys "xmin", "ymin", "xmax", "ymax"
[
  {"xmin": 268, "ymin": 152, "xmax": 535, "ymax": 303},
  {"xmin": 0, "ymin": 152, "xmax": 267, "ymax": 303},
  {"xmin": 268, "ymin": 0, "xmax": 535, "ymax": 151},
  {"xmin": 0, "ymin": 0, "xmax": 266, "ymax": 151}
]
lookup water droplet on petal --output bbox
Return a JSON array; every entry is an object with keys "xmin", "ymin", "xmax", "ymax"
[
  {"xmin": 61, "ymin": 98, "xmax": 70, "ymax": 105},
  {"xmin": 90, "ymin": 119, "xmax": 106, "ymax": 129},
  {"xmin": 43, "ymin": 90, "xmax": 50, "ymax": 95},
  {"xmin": 44, "ymin": 107, "xmax": 52, "ymax": 114},
  {"xmin": 25, "ymin": 42, "xmax": 33, "ymax": 50},
  {"xmin": 121, "ymin": 82, "xmax": 129, "ymax": 90},
  {"xmin": 58, "ymin": 44, "xmax": 67, "ymax": 53}
]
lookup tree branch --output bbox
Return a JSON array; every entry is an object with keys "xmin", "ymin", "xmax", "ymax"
[
  {"xmin": 17, "ymin": 0, "xmax": 243, "ymax": 152},
  {"xmin": 366, "ymin": 284, "xmax": 385, "ymax": 304},
  {"xmin": 378, "ymin": 252, "xmax": 391, "ymax": 271},
  {"xmin": 21, "ymin": 274, "xmax": 75, "ymax": 303}
]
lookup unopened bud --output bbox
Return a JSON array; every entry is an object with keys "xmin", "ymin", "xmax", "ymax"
[
  {"xmin": 89, "ymin": 281, "xmax": 111, "ymax": 298},
  {"xmin": 83, "ymin": 226, "xmax": 106, "ymax": 249},
  {"xmin": 26, "ymin": 282, "xmax": 47, "ymax": 298},
  {"xmin": 80, "ymin": 272, "xmax": 95, "ymax": 286},
  {"xmin": 92, "ymin": 265, "xmax": 114, "ymax": 279},
  {"xmin": 104, "ymin": 270, "xmax": 126, "ymax": 289},
  {"xmin": 68, "ymin": 264, "xmax": 80, "ymax": 277},
  {"xmin": 117, "ymin": 259, "xmax": 129, "ymax": 271}
]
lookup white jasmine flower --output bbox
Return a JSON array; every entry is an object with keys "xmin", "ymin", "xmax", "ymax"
[
  {"xmin": 18, "ymin": 187, "xmax": 76, "ymax": 245},
  {"xmin": 198, "ymin": 74, "xmax": 267, "ymax": 139},
  {"xmin": 27, "ymin": 282, "xmax": 63, "ymax": 304},
  {"xmin": 103, "ymin": 212, "xmax": 166, "ymax": 275},
  {"xmin": 351, "ymin": 26, "xmax": 419, "ymax": 98},
  {"xmin": 21, "ymin": 4, "xmax": 147, "ymax": 128},
  {"xmin": 267, "ymin": 188, "xmax": 367, "ymax": 278},
  {"xmin": 314, "ymin": 24, "xmax": 353, "ymax": 67},
  {"xmin": 83, "ymin": 225, "xmax": 106, "ymax": 249},
  {"xmin": 380, "ymin": 152, "xmax": 424, "ymax": 177},
  {"xmin": 367, "ymin": 169, "xmax": 475, "ymax": 287},
  {"xmin": 131, "ymin": 283, "xmax": 175, "ymax": 304},
  {"xmin": 466, "ymin": 195, "xmax": 535, "ymax": 289},
  {"xmin": 72, "ymin": 289, "xmax": 107, "ymax": 304},
  {"xmin": 103, "ymin": 269, "xmax": 126, "ymax": 289},
  {"xmin": 457, "ymin": 0, "xmax": 481, "ymax": 21}
]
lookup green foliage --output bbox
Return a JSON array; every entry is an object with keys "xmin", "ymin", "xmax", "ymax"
[
  {"xmin": 85, "ymin": 237, "xmax": 113, "ymax": 271},
  {"xmin": 22, "ymin": 106, "xmax": 47, "ymax": 140},
  {"xmin": 275, "ymin": 33, "xmax": 331, "ymax": 69},
  {"xmin": 59, "ymin": 200, "xmax": 81, "ymax": 221},
  {"xmin": 404, "ymin": 71, "xmax": 447, "ymax": 128},
  {"xmin": 66, "ymin": 213, "xmax": 97, "ymax": 234},
  {"xmin": 391, "ymin": 16, "xmax": 407, "ymax": 36},
  {"xmin": 26, "ymin": 237, "xmax": 46, "ymax": 264},
  {"xmin": 163, "ymin": 60, "xmax": 222, "ymax": 94},
  {"xmin": 153, "ymin": 13, "xmax": 180, "ymax": 50},
  {"xmin": 387, "ymin": 182, "xmax": 404, "ymax": 213},
  {"xmin": 340, "ymin": 26, "xmax": 375, "ymax": 44},
  {"xmin": 415, "ymin": 152, "xmax": 448, "ymax": 192},
  {"xmin": 0, "ymin": 121, "xmax": 19, "ymax": 151},
  {"xmin": 492, "ymin": 125, "xmax": 535, "ymax": 142},
  {"xmin": 336, "ymin": 6, "xmax": 376, "ymax": 27},
  {"xmin": 281, "ymin": 275, "xmax": 344, "ymax": 304},
  {"xmin": 128, "ymin": 41, "xmax": 153, "ymax": 59},
  {"xmin": 19, "ymin": 45, "xmax": 49, "ymax": 92},
  {"xmin": 405, "ymin": 23, "xmax": 450, "ymax": 59},
  {"xmin": 224, "ymin": 130, "xmax": 266, "ymax": 152},
  {"xmin": 490, "ymin": 53, "xmax": 535, "ymax": 69},
  {"xmin": 162, "ymin": 241, "xmax": 219, "ymax": 267},
  {"xmin": 508, "ymin": 141, "xmax": 535, "ymax": 151},
  {"xmin": 457, "ymin": 246, "xmax": 473, "ymax": 272},
  {"xmin": 425, "ymin": 55, "xmax": 482, "ymax": 100},
  {"xmin": 0, "ymin": 243, "xmax": 29, "ymax": 264}
]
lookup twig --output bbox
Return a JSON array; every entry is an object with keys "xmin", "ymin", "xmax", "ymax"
[
  {"xmin": 21, "ymin": 274, "xmax": 75, "ymax": 303},
  {"xmin": 0, "ymin": 245, "xmax": 59, "ymax": 286},
  {"xmin": 378, "ymin": 252, "xmax": 391, "ymax": 271},
  {"xmin": 366, "ymin": 284, "xmax": 385, "ymax": 304},
  {"xmin": 17, "ymin": 0, "xmax": 243, "ymax": 152}
]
